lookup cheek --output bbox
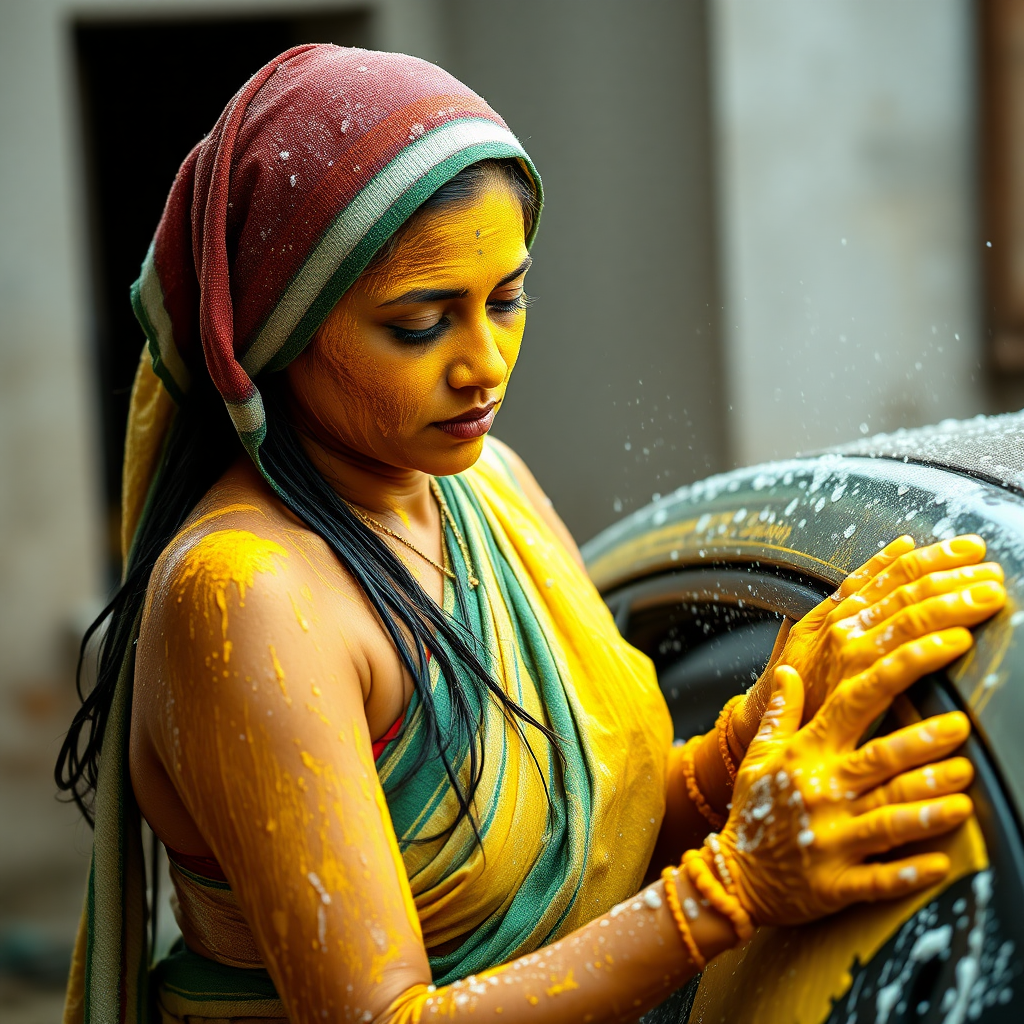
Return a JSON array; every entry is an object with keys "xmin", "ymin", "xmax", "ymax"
[
  {"xmin": 297, "ymin": 314, "xmax": 443, "ymax": 442},
  {"xmin": 367, "ymin": 356, "xmax": 440, "ymax": 438},
  {"xmin": 497, "ymin": 321, "xmax": 525, "ymax": 380}
]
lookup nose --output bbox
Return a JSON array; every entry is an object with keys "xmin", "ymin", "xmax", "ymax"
[{"xmin": 447, "ymin": 318, "xmax": 508, "ymax": 392}]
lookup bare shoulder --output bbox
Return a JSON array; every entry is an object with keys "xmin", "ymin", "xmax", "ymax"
[
  {"xmin": 486, "ymin": 437, "xmax": 585, "ymax": 569},
  {"xmin": 143, "ymin": 462, "xmax": 373, "ymax": 693},
  {"xmin": 132, "ymin": 464, "xmax": 393, "ymax": 859}
]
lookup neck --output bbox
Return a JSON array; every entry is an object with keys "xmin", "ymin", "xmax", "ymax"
[{"xmin": 291, "ymin": 430, "xmax": 436, "ymax": 527}]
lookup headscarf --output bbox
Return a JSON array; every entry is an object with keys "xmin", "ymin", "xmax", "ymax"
[{"xmin": 122, "ymin": 43, "xmax": 541, "ymax": 560}]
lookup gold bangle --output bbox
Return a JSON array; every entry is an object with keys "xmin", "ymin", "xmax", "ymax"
[
  {"xmin": 716, "ymin": 696, "xmax": 743, "ymax": 784},
  {"xmin": 682, "ymin": 845, "xmax": 755, "ymax": 944},
  {"xmin": 680, "ymin": 738, "xmax": 726, "ymax": 830},
  {"xmin": 661, "ymin": 866, "xmax": 706, "ymax": 970}
]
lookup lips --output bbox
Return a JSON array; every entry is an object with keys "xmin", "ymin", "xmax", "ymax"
[{"xmin": 434, "ymin": 402, "xmax": 497, "ymax": 440}]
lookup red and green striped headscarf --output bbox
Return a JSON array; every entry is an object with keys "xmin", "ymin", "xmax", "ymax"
[{"xmin": 130, "ymin": 43, "xmax": 541, "ymax": 476}]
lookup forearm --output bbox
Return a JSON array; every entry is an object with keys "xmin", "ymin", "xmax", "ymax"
[
  {"xmin": 646, "ymin": 743, "xmax": 720, "ymax": 877},
  {"xmin": 379, "ymin": 874, "xmax": 737, "ymax": 1024}
]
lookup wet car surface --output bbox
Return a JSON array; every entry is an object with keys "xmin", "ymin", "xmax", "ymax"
[{"xmin": 583, "ymin": 411, "xmax": 1024, "ymax": 1023}]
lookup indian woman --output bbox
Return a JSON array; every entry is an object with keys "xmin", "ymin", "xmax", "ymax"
[{"xmin": 57, "ymin": 45, "xmax": 1007, "ymax": 1024}]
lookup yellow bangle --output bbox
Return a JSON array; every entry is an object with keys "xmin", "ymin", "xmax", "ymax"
[
  {"xmin": 680, "ymin": 737, "xmax": 726, "ymax": 830},
  {"xmin": 716, "ymin": 696, "xmax": 743, "ymax": 783},
  {"xmin": 682, "ymin": 844, "xmax": 755, "ymax": 944},
  {"xmin": 661, "ymin": 866, "xmax": 706, "ymax": 970}
]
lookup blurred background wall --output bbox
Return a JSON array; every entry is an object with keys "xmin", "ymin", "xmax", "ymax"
[
  {"xmin": 0, "ymin": 0, "xmax": 1011, "ymax": 1018},
  {"xmin": 712, "ymin": 0, "xmax": 984, "ymax": 467}
]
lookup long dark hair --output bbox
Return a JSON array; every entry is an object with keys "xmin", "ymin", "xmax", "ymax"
[{"xmin": 56, "ymin": 158, "xmax": 549, "ymax": 837}]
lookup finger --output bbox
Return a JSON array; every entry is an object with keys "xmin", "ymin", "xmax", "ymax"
[
  {"xmin": 814, "ymin": 629, "xmax": 973, "ymax": 746},
  {"xmin": 839, "ymin": 535, "xmax": 917, "ymax": 599},
  {"xmin": 854, "ymin": 757, "xmax": 974, "ymax": 814},
  {"xmin": 855, "ymin": 535, "xmax": 988, "ymax": 607},
  {"xmin": 832, "ymin": 853, "xmax": 951, "ymax": 905},
  {"xmin": 832, "ymin": 794, "xmax": 973, "ymax": 858},
  {"xmin": 838, "ymin": 564, "xmax": 1004, "ymax": 647},
  {"xmin": 835, "ymin": 580, "xmax": 1004, "ymax": 678},
  {"xmin": 747, "ymin": 665, "xmax": 805, "ymax": 754},
  {"xmin": 816, "ymin": 537, "xmax": 990, "ymax": 637},
  {"xmin": 840, "ymin": 713, "xmax": 971, "ymax": 795},
  {"xmin": 805, "ymin": 537, "xmax": 917, "ymax": 629}
]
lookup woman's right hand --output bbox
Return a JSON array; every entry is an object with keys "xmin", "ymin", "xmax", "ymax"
[
  {"xmin": 731, "ymin": 535, "xmax": 1004, "ymax": 748},
  {"xmin": 715, "ymin": 624, "xmax": 993, "ymax": 928}
]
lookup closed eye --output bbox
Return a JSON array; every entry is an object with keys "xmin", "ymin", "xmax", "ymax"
[
  {"xmin": 489, "ymin": 293, "xmax": 532, "ymax": 315},
  {"xmin": 388, "ymin": 317, "xmax": 451, "ymax": 344}
]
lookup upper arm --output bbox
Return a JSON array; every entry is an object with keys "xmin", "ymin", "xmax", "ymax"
[
  {"xmin": 488, "ymin": 438, "xmax": 586, "ymax": 570},
  {"xmin": 145, "ymin": 529, "xmax": 428, "ymax": 1022}
]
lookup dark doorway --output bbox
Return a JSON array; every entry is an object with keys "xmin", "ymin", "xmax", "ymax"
[{"xmin": 73, "ymin": 11, "xmax": 371, "ymax": 580}]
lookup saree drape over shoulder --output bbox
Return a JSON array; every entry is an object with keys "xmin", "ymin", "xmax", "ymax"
[{"xmin": 69, "ymin": 434, "xmax": 671, "ymax": 1023}]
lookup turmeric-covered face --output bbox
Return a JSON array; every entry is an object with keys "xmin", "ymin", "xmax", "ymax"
[{"xmin": 286, "ymin": 176, "xmax": 531, "ymax": 477}]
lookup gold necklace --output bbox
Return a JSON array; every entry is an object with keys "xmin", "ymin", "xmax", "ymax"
[
  {"xmin": 347, "ymin": 478, "xmax": 479, "ymax": 588},
  {"xmin": 429, "ymin": 478, "xmax": 480, "ymax": 588}
]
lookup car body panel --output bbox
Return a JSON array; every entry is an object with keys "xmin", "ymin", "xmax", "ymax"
[
  {"xmin": 582, "ymin": 454, "xmax": 1024, "ymax": 819},
  {"xmin": 829, "ymin": 409, "xmax": 1024, "ymax": 496}
]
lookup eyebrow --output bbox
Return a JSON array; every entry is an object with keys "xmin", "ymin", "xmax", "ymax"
[
  {"xmin": 497, "ymin": 255, "xmax": 533, "ymax": 288},
  {"xmin": 378, "ymin": 255, "xmax": 534, "ymax": 307}
]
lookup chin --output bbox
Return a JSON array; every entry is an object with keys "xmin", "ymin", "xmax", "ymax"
[{"xmin": 415, "ymin": 435, "xmax": 488, "ymax": 477}]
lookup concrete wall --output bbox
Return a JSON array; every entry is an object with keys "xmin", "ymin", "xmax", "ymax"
[
  {"xmin": 711, "ymin": 0, "xmax": 986, "ymax": 467},
  {"xmin": 0, "ymin": 0, "xmax": 104, "ymax": 696},
  {"xmin": 439, "ymin": 0, "xmax": 726, "ymax": 540}
]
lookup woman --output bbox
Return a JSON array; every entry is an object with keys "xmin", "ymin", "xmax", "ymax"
[{"xmin": 57, "ymin": 45, "xmax": 1006, "ymax": 1024}]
